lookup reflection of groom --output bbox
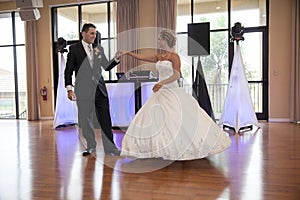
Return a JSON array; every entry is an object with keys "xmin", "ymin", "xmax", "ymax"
[{"xmin": 64, "ymin": 23, "xmax": 120, "ymax": 156}]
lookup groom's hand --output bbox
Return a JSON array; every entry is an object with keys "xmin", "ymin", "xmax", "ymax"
[
  {"xmin": 67, "ymin": 90, "xmax": 77, "ymax": 101},
  {"xmin": 115, "ymin": 51, "xmax": 123, "ymax": 60}
]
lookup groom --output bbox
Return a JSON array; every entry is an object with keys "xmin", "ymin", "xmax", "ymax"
[{"xmin": 64, "ymin": 23, "xmax": 120, "ymax": 156}]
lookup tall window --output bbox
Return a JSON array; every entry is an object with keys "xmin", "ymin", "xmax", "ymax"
[
  {"xmin": 177, "ymin": 0, "xmax": 268, "ymax": 120},
  {"xmin": 52, "ymin": 1, "xmax": 117, "ymax": 102},
  {"xmin": 0, "ymin": 12, "xmax": 26, "ymax": 119}
]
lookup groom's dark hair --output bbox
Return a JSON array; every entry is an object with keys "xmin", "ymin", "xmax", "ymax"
[{"xmin": 81, "ymin": 23, "xmax": 96, "ymax": 33}]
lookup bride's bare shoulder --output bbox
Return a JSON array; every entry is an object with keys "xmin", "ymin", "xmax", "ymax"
[{"xmin": 169, "ymin": 52, "xmax": 180, "ymax": 61}]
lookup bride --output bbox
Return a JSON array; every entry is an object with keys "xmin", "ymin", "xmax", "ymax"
[{"xmin": 119, "ymin": 30, "xmax": 231, "ymax": 160}]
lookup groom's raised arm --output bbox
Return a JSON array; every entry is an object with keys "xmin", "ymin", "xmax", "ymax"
[
  {"xmin": 97, "ymin": 46, "xmax": 120, "ymax": 71},
  {"xmin": 104, "ymin": 58, "xmax": 120, "ymax": 71}
]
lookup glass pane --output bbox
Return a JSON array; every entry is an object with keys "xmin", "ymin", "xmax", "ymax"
[
  {"xmin": 16, "ymin": 46, "xmax": 27, "ymax": 119},
  {"xmin": 194, "ymin": 0, "xmax": 228, "ymax": 30},
  {"xmin": 57, "ymin": 7, "xmax": 79, "ymax": 41},
  {"xmin": 177, "ymin": 0, "xmax": 191, "ymax": 32},
  {"xmin": 249, "ymin": 82, "xmax": 263, "ymax": 113},
  {"xmin": 237, "ymin": 32, "xmax": 263, "ymax": 81},
  {"xmin": 109, "ymin": 38, "xmax": 117, "ymax": 80},
  {"xmin": 101, "ymin": 39, "xmax": 110, "ymax": 80},
  {"xmin": 0, "ymin": 47, "xmax": 16, "ymax": 118},
  {"xmin": 15, "ymin": 13, "xmax": 25, "ymax": 44},
  {"xmin": 231, "ymin": 0, "xmax": 267, "ymax": 27},
  {"xmin": 110, "ymin": 1, "xmax": 117, "ymax": 38},
  {"xmin": 234, "ymin": 32, "xmax": 263, "ymax": 113},
  {"xmin": 201, "ymin": 31, "xmax": 229, "ymax": 119},
  {"xmin": 176, "ymin": 33, "xmax": 193, "ymax": 87},
  {"xmin": 0, "ymin": 13, "xmax": 13, "ymax": 45},
  {"xmin": 82, "ymin": 3, "xmax": 108, "ymax": 38}
]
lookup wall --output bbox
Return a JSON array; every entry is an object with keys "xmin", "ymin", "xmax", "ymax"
[
  {"xmin": 269, "ymin": 0, "xmax": 293, "ymax": 122},
  {"xmin": 0, "ymin": 0, "xmax": 295, "ymax": 121}
]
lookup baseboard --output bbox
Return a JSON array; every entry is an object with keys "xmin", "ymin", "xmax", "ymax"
[{"xmin": 268, "ymin": 118, "xmax": 291, "ymax": 122}]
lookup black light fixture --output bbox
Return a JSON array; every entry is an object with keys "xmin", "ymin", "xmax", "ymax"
[{"xmin": 230, "ymin": 22, "xmax": 245, "ymax": 44}]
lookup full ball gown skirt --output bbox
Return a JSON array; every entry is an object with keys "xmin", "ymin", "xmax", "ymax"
[{"xmin": 121, "ymin": 61, "xmax": 232, "ymax": 160}]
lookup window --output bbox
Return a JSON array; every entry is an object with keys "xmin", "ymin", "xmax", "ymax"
[
  {"xmin": 194, "ymin": 0, "xmax": 228, "ymax": 30},
  {"xmin": 231, "ymin": 0, "xmax": 267, "ymax": 27},
  {"xmin": 177, "ymin": 0, "xmax": 268, "ymax": 120},
  {"xmin": 52, "ymin": 1, "xmax": 117, "ymax": 102},
  {"xmin": 57, "ymin": 6, "xmax": 79, "ymax": 41},
  {"xmin": 0, "ymin": 12, "xmax": 26, "ymax": 119}
]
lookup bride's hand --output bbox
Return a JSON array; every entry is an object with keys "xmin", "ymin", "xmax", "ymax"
[
  {"xmin": 152, "ymin": 82, "xmax": 163, "ymax": 92},
  {"xmin": 117, "ymin": 50, "xmax": 128, "ymax": 55}
]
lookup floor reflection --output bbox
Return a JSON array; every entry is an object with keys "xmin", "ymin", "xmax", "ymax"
[
  {"xmin": 111, "ymin": 158, "xmax": 229, "ymax": 199},
  {"xmin": 55, "ymin": 127, "xmax": 82, "ymax": 199},
  {"xmin": 0, "ymin": 120, "xmax": 32, "ymax": 200},
  {"xmin": 221, "ymin": 126, "xmax": 263, "ymax": 200},
  {"xmin": 2, "ymin": 120, "xmax": 298, "ymax": 199},
  {"xmin": 55, "ymin": 127, "xmax": 123, "ymax": 200},
  {"xmin": 43, "ymin": 125, "xmax": 231, "ymax": 200}
]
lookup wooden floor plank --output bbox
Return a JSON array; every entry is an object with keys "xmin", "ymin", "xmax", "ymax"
[{"xmin": 0, "ymin": 120, "xmax": 299, "ymax": 200}]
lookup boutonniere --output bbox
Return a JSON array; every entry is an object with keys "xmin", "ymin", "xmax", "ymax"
[{"xmin": 94, "ymin": 47, "xmax": 101, "ymax": 58}]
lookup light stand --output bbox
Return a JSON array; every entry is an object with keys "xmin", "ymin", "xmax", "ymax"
[
  {"xmin": 53, "ymin": 37, "xmax": 78, "ymax": 129},
  {"xmin": 219, "ymin": 22, "xmax": 259, "ymax": 133}
]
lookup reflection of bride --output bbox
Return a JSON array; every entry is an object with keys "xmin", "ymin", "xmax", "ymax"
[{"xmin": 120, "ymin": 30, "xmax": 231, "ymax": 160}]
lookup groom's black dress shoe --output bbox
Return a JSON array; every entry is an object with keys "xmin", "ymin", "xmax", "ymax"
[{"xmin": 82, "ymin": 148, "xmax": 95, "ymax": 156}]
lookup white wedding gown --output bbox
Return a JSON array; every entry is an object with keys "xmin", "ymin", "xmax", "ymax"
[{"xmin": 121, "ymin": 60, "xmax": 232, "ymax": 160}]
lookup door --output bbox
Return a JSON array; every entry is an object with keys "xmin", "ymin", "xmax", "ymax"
[{"xmin": 229, "ymin": 27, "xmax": 268, "ymax": 120}]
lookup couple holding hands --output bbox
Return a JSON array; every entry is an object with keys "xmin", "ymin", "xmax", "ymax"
[{"xmin": 64, "ymin": 23, "xmax": 231, "ymax": 160}]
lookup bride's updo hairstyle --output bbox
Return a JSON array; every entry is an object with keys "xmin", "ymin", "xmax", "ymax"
[{"xmin": 160, "ymin": 30, "xmax": 176, "ymax": 48}]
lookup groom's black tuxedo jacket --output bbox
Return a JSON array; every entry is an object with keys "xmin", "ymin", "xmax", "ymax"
[{"xmin": 64, "ymin": 42, "xmax": 119, "ymax": 99}]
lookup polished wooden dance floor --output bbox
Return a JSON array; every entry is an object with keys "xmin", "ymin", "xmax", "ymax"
[{"xmin": 0, "ymin": 120, "xmax": 299, "ymax": 200}]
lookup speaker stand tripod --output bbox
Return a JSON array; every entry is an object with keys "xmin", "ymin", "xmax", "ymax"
[{"xmin": 218, "ymin": 44, "xmax": 259, "ymax": 133}]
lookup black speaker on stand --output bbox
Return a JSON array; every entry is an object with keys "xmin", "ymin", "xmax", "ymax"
[{"xmin": 188, "ymin": 22, "xmax": 215, "ymax": 121}]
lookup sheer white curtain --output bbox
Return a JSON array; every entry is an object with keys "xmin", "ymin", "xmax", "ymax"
[
  {"xmin": 290, "ymin": 0, "xmax": 300, "ymax": 123},
  {"xmin": 25, "ymin": 21, "xmax": 40, "ymax": 120}
]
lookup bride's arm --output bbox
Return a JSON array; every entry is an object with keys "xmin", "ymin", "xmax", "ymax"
[
  {"xmin": 153, "ymin": 53, "xmax": 181, "ymax": 92},
  {"xmin": 125, "ymin": 51, "xmax": 159, "ymax": 63}
]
